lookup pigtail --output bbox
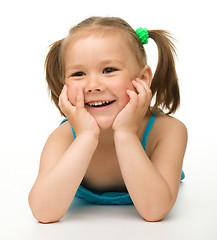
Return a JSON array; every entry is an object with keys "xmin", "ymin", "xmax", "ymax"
[
  {"xmin": 148, "ymin": 30, "xmax": 180, "ymax": 114},
  {"xmin": 44, "ymin": 39, "xmax": 65, "ymax": 114}
]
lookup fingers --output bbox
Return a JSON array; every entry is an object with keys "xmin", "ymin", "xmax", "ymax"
[
  {"xmin": 126, "ymin": 87, "xmax": 138, "ymax": 110},
  {"xmin": 132, "ymin": 78, "xmax": 152, "ymax": 102},
  {"xmin": 128, "ymin": 78, "xmax": 152, "ymax": 113},
  {"xmin": 59, "ymin": 85, "xmax": 69, "ymax": 107},
  {"xmin": 75, "ymin": 87, "xmax": 84, "ymax": 109},
  {"xmin": 58, "ymin": 85, "xmax": 85, "ymax": 116},
  {"xmin": 58, "ymin": 85, "xmax": 75, "ymax": 114},
  {"xmin": 126, "ymin": 87, "xmax": 137, "ymax": 99}
]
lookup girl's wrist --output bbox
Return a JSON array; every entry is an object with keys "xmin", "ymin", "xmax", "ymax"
[
  {"xmin": 113, "ymin": 130, "xmax": 138, "ymax": 142},
  {"xmin": 76, "ymin": 132, "xmax": 99, "ymax": 145}
]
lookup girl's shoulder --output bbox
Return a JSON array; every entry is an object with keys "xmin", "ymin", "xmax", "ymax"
[
  {"xmin": 154, "ymin": 111, "xmax": 186, "ymax": 129},
  {"xmin": 52, "ymin": 120, "xmax": 74, "ymax": 141},
  {"xmin": 44, "ymin": 120, "xmax": 74, "ymax": 152},
  {"xmin": 38, "ymin": 121, "xmax": 74, "ymax": 177},
  {"xmin": 147, "ymin": 111, "xmax": 187, "ymax": 156},
  {"xmin": 154, "ymin": 111, "xmax": 187, "ymax": 138}
]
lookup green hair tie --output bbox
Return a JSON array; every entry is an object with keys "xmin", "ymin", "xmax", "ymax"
[{"xmin": 136, "ymin": 27, "xmax": 149, "ymax": 44}]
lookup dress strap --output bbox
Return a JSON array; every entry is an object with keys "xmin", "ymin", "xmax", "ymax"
[
  {"xmin": 60, "ymin": 118, "xmax": 76, "ymax": 140},
  {"xmin": 142, "ymin": 114, "xmax": 156, "ymax": 153}
]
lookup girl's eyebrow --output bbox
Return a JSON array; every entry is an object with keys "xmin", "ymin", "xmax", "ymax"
[
  {"xmin": 100, "ymin": 59, "xmax": 125, "ymax": 66},
  {"xmin": 65, "ymin": 64, "xmax": 83, "ymax": 72},
  {"xmin": 65, "ymin": 59, "xmax": 125, "ymax": 73}
]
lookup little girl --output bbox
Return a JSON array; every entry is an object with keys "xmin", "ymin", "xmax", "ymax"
[{"xmin": 28, "ymin": 16, "xmax": 187, "ymax": 223}]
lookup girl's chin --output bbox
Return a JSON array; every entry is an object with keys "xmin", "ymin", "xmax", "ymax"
[
  {"xmin": 97, "ymin": 121, "xmax": 113, "ymax": 130},
  {"xmin": 94, "ymin": 116, "xmax": 115, "ymax": 130}
]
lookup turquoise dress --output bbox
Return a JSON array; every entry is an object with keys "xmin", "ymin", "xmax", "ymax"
[{"xmin": 60, "ymin": 114, "xmax": 185, "ymax": 205}]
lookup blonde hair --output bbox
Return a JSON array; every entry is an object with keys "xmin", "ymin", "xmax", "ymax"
[{"xmin": 45, "ymin": 16, "xmax": 180, "ymax": 115}]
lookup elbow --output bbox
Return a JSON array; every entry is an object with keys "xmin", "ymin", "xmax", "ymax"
[
  {"xmin": 37, "ymin": 217, "xmax": 61, "ymax": 224},
  {"xmin": 33, "ymin": 213, "xmax": 61, "ymax": 224},
  {"xmin": 140, "ymin": 211, "xmax": 168, "ymax": 222},
  {"xmin": 140, "ymin": 192, "xmax": 174, "ymax": 222},
  {"xmin": 139, "ymin": 204, "xmax": 171, "ymax": 222},
  {"xmin": 33, "ymin": 209, "xmax": 62, "ymax": 224},
  {"xmin": 141, "ymin": 214, "xmax": 165, "ymax": 222},
  {"xmin": 28, "ymin": 192, "xmax": 64, "ymax": 224},
  {"xmin": 29, "ymin": 205, "xmax": 64, "ymax": 224}
]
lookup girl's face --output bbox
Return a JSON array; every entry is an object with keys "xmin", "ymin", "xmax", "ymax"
[{"xmin": 64, "ymin": 31, "xmax": 146, "ymax": 129}]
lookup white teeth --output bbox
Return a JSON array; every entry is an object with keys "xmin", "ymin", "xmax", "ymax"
[{"xmin": 87, "ymin": 101, "xmax": 111, "ymax": 106}]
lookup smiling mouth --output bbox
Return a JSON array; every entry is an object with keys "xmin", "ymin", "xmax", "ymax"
[{"xmin": 85, "ymin": 100, "xmax": 115, "ymax": 108}]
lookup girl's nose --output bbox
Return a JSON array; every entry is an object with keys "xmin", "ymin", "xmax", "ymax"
[{"xmin": 84, "ymin": 76, "xmax": 105, "ymax": 93}]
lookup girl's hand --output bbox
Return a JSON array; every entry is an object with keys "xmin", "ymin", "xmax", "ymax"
[
  {"xmin": 58, "ymin": 85, "xmax": 100, "ymax": 138},
  {"xmin": 112, "ymin": 78, "xmax": 152, "ymax": 134}
]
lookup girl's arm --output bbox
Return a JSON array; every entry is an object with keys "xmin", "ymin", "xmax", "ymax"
[
  {"xmin": 28, "ymin": 123, "xmax": 98, "ymax": 224},
  {"xmin": 112, "ymin": 78, "xmax": 187, "ymax": 221},
  {"xmin": 114, "ymin": 117, "xmax": 187, "ymax": 222},
  {"xmin": 28, "ymin": 86, "xmax": 100, "ymax": 223}
]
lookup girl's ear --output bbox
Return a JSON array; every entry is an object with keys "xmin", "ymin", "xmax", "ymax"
[{"xmin": 140, "ymin": 65, "xmax": 152, "ymax": 87}]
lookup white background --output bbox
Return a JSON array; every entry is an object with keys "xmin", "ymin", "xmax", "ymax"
[{"xmin": 0, "ymin": 0, "xmax": 217, "ymax": 239}]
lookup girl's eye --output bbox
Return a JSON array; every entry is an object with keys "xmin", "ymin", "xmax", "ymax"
[
  {"xmin": 71, "ymin": 72, "xmax": 85, "ymax": 77},
  {"xmin": 103, "ymin": 67, "xmax": 118, "ymax": 74}
]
